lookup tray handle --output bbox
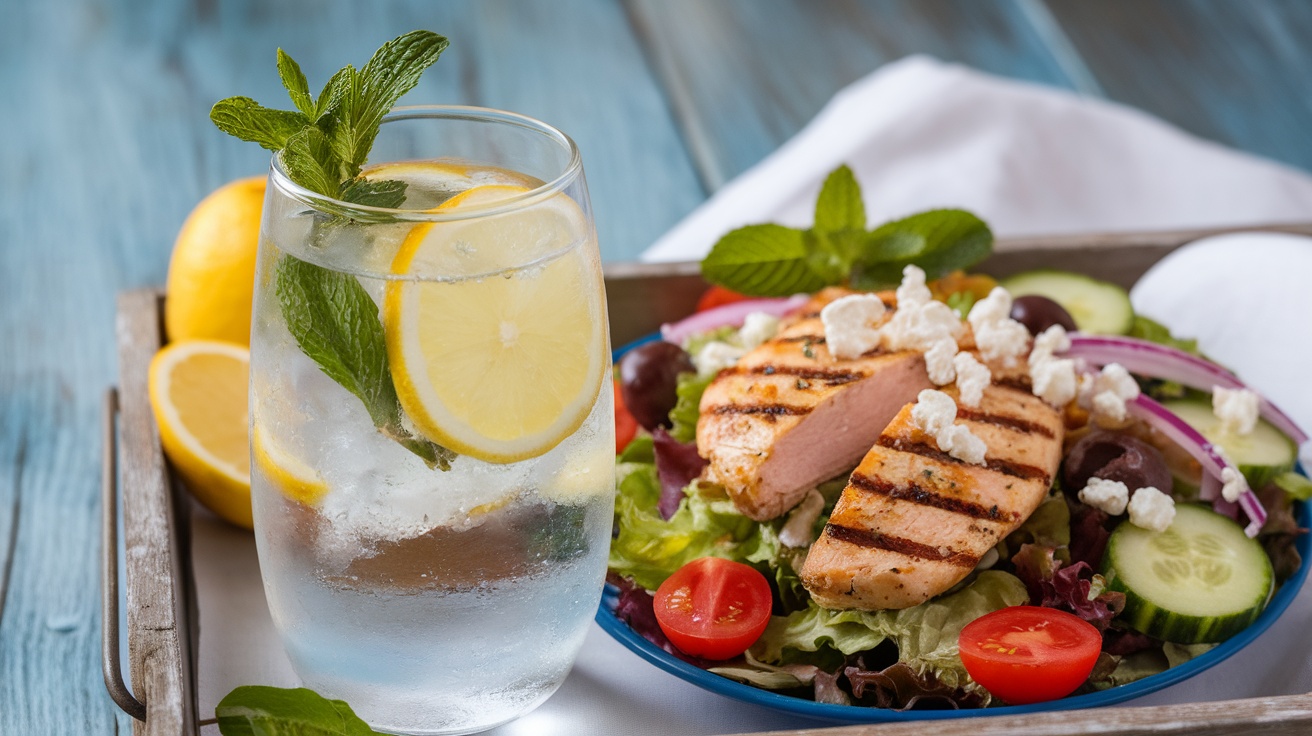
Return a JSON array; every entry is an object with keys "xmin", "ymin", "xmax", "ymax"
[{"xmin": 102, "ymin": 387, "xmax": 147, "ymax": 721}]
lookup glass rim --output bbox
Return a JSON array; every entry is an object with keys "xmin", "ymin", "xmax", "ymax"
[{"xmin": 266, "ymin": 104, "xmax": 584, "ymax": 222}]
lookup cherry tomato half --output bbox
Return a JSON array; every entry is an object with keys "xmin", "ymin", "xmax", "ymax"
[
  {"xmin": 958, "ymin": 606, "xmax": 1102, "ymax": 705},
  {"xmin": 614, "ymin": 379, "xmax": 638, "ymax": 454},
  {"xmin": 695, "ymin": 285, "xmax": 751, "ymax": 312},
  {"xmin": 654, "ymin": 557, "xmax": 773, "ymax": 660}
]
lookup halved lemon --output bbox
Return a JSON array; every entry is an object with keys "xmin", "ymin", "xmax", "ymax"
[
  {"xmin": 383, "ymin": 185, "xmax": 607, "ymax": 463},
  {"xmin": 148, "ymin": 340, "xmax": 252, "ymax": 528},
  {"xmin": 252, "ymin": 424, "xmax": 329, "ymax": 506}
]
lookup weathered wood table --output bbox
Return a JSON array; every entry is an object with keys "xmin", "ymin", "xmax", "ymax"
[{"xmin": 4, "ymin": 1, "xmax": 1312, "ymax": 732}]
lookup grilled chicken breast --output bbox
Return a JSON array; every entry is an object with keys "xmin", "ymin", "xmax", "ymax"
[
  {"xmin": 800, "ymin": 382, "xmax": 1064, "ymax": 610},
  {"xmin": 696, "ymin": 289, "xmax": 933, "ymax": 521}
]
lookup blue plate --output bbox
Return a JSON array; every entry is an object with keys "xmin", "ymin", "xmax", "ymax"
[{"xmin": 598, "ymin": 337, "xmax": 1311, "ymax": 722}]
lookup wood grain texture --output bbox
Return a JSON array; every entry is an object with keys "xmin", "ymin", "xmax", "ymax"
[
  {"xmin": 728, "ymin": 692, "xmax": 1312, "ymax": 736},
  {"xmin": 625, "ymin": 0, "xmax": 1079, "ymax": 191},
  {"xmin": 1044, "ymin": 0, "xmax": 1312, "ymax": 172},
  {"xmin": 116, "ymin": 290, "xmax": 196, "ymax": 735}
]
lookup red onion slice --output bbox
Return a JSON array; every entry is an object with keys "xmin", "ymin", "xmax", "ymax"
[
  {"xmin": 660, "ymin": 294, "xmax": 810, "ymax": 345},
  {"xmin": 1067, "ymin": 335, "xmax": 1307, "ymax": 447},
  {"xmin": 1128, "ymin": 395, "xmax": 1267, "ymax": 536}
]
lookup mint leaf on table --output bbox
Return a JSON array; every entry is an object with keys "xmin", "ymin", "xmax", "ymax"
[
  {"xmin": 699, "ymin": 163, "xmax": 992, "ymax": 296},
  {"xmin": 276, "ymin": 256, "xmax": 454, "ymax": 470},
  {"xmin": 216, "ymin": 686, "xmax": 380, "ymax": 735}
]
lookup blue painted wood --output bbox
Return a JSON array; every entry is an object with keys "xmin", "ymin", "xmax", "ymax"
[
  {"xmin": 625, "ymin": 0, "xmax": 1080, "ymax": 192},
  {"xmin": 1043, "ymin": 0, "xmax": 1312, "ymax": 173}
]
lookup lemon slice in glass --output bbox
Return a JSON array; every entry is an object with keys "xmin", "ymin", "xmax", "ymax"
[
  {"xmin": 383, "ymin": 185, "xmax": 607, "ymax": 463},
  {"xmin": 252, "ymin": 424, "xmax": 329, "ymax": 506}
]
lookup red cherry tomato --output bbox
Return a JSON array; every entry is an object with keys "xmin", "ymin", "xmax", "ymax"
[
  {"xmin": 958, "ymin": 606, "xmax": 1102, "ymax": 705},
  {"xmin": 654, "ymin": 557, "xmax": 773, "ymax": 660},
  {"xmin": 614, "ymin": 379, "xmax": 638, "ymax": 454},
  {"xmin": 696, "ymin": 285, "xmax": 751, "ymax": 312}
]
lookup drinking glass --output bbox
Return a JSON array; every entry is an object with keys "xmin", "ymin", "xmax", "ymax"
[{"xmin": 248, "ymin": 106, "xmax": 614, "ymax": 735}]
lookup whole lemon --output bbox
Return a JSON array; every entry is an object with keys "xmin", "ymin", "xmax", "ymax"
[{"xmin": 165, "ymin": 176, "xmax": 266, "ymax": 345}]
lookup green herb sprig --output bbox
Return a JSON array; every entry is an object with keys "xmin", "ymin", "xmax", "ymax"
[
  {"xmin": 216, "ymin": 686, "xmax": 382, "ymax": 735},
  {"xmin": 211, "ymin": 31, "xmax": 454, "ymax": 469},
  {"xmin": 700, "ymin": 165, "xmax": 993, "ymax": 296}
]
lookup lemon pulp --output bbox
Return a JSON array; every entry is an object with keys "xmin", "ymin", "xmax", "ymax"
[{"xmin": 383, "ymin": 185, "xmax": 606, "ymax": 463}]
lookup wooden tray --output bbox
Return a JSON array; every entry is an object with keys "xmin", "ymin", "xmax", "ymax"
[{"xmin": 104, "ymin": 223, "xmax": 1312, "ymax": 735}]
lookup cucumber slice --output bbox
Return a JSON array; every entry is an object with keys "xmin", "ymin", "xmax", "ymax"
[
  {"xmin": 1000, "ymin": 270, "xmax": 1133, "ymax": 335},
  {"xmin": 1104, "ymin": 503, "xmax": 1272, "ymax": 644},
  {"xmin": 1161, "ymin": 399, "xmax": 1296, "ymax": 488}
]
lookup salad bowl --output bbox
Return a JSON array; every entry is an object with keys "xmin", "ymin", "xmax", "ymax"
[{"xmin": 596, "ymin": 242, "xmax": 1312, "ymax": 723}]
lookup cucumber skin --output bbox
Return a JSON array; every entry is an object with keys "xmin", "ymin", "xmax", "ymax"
[
  {"xmin": 1000, "ymin": 269, "xmax": 1134, "ymax": 335},
  {"xmin": 1102, "ymin": 505, "xmax": 1273, "ymax": 645},
  {"xmin": 1160, "ymin": 399, "xmax": 1297, "ymax": 489},
  {"xmin": 1106, "ymin": 573, "xmax": 1267, "ymax": 645}
]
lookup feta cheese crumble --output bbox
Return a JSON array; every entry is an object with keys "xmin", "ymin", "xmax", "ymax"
[
  {"xmin": 820, "ymin": 293, "xmax": 885, "ymax": 359},
  {"xmin": 1127, "ymin": 486, "xmax": 1176, "ymax": 532},
  {"xmin": 1078, "ymin": 477, "xmax": 1130, "ymax": 516},
  {"xmin": 738, "ymin": 311, "xmax": 781, "ymax": 350},
  {"xmin": 1220, "ymin": 466, "xmax": 1249, "ymax": 503},
  {"xmin": 966, "ymin": 287, "xmax": 1029, "ymax": 366},
  {"xmin": 1081, "ymin": 363, "xmax": 1140, "ymax": 423},
  {"xmin": 953, "ymin": 351, "xmax": 991, "ymax": 408},
  {"xmin": 924, "ymin": 338, "xmax": 958, "ymax": 385},
  {"xmin": 910, "ymin": 389, "xmax": 987, "ymax": 465},
  {"xmin": 1213, "ymin": 386, "xmax": 1260, "ymax": 436},
  {"xmin": 1031, "ymin": 324, "xmax": 1071, "ymax": 362},
  {"xmin": 896, "ymin": 264, "xmax": 933, "ymax": 308},
  {"xmin": 693, "ymin": 341, "xmax": 746, "ymax": 376},
  {"xmin": 1030, "ymin": 356, "xmax": 1078, "ymax": 407}
]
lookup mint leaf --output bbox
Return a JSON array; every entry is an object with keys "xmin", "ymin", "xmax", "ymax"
[
  {"xmin": 340, "ymin": 178, "xmax": 408, "ymax": 209},
  {"xmin": 282, "ymin": 127, "xmax": 342, "ymax": 197},
  {"xmin": 327, "ymin": 31, "xmax": 448, "ymax": 175},
  {"xmin": 702, "ymin": 224, "xmax": 831, "ymax": 297},
  {"xmin": 210, "ymin": 97, "xmax": 309, "ymax": 151},
  {"xmin": 853, "ymin": 209, "xmax": 992, "ymax": 286},
  {"xmin": 277, "ymin": 49, "xmax": 315, "ymax": 117},
  {"xmin": 276, "ymin": 255, "xmax": 454, "ymax": 470},
  {"xmin": 216, "ymin": 686, "xmax": 380, "ymax": 735},
  {"xmin": 813, "ymin": 164, "xmax": 865, "ymax": 233}
]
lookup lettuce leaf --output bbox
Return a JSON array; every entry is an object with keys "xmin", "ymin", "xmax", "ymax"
[
  {"xmin": 608, "ymin": 461, "xmax": 777, "ymax": 591},
  {"xmin": 752, "ymin": 571, "xmax": 1028, "ymax": 695},
  {"xmin": 667, "ymin": 370, "xmax": 714, "ymax": 443}
]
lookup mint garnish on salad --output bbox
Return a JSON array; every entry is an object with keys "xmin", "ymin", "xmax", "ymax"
[
  {"xmin": 211, "ymin": 31, "xmax": 455, "ymax": 469},
  {"xmin": 700, "ymin": 164, "xmax": 993, "ymax": 296}
]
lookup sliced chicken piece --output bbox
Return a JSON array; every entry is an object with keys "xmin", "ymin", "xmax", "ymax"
[
  {"xmin": 800, "ymin": 383, "xmax": 1064, "ymax": 610},
  {"xmin": 697, "ymin": 289, "xmax": 933, "ymax": 521}
]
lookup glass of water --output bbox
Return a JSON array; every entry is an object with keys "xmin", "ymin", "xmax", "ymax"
[{"xmin": 248, "ymin": 105, "xmax": 614, "ymax": 735}]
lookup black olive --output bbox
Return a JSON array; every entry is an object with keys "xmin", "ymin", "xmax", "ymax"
[
  {"xmin": 619, "ymin": 340, "xmax": 696, "ymax": 431},
  {"xmin": 1011, "ymin": 295, "xmax": 1078, "ymax": 336},
  {"xmin": 1063, "ymin": 430, "xmax": 1172, "ymax": 495}
]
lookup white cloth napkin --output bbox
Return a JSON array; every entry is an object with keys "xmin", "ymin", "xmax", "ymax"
[
  {"xmin": 194, "ymin": 57, "xmax": 1312, "ymax": 734},
  {"xmin": 641, "ymin": 56, "xmax": 1312, "ymax": 262}
]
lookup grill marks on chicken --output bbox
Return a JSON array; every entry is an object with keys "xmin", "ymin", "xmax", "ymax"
[
  {"xmin": 696, "ymin": 290, "xmax": 933, "ymax": 522},
  {"xmin": 801, "ymin": 384, "xmax": 1064, "ymax": 610}
]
